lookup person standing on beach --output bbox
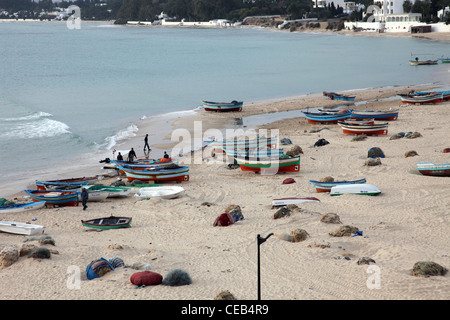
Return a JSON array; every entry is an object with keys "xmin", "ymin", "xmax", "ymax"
[
  {"xmin": 128, "ymin": 148, "xmax": 137, "ymax": 162},
  {"xmin": 117, "ymin": 152, "xmax": 123, "ymax": 161},
  {"xmin": 143, "ymin": 134, "xmax": 151, "ymax": 152},
  {"xmin": 81, "ymin": 188, "xmax": 88, "ymax": 210}
]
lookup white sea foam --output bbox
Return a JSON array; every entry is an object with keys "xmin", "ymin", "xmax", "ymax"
[
  {"xmin": 0, "ymin": 118, "xmax": 70, "ymax": 139},
  {"xmin": 2, "ymin": 111, "xmax": 53, "ymax": 122},
  {"xmin": 103, "ymin": 124, "xmax": 139, "ymax": 150}
]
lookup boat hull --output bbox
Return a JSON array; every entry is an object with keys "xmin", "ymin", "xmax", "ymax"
[
  {"xmin": 235, "ymin": 156, "xmax": 300, "ymax": 173},
  {"xmin": 272, "ymin": 197, "xmax": 320, "ymax": 207},
  {"xmin": 202, "ymin": 100, "xmax": 243, "ymax": 112},
  {"xmin": 302, "ymin": 111, "xmax": 352, "ymax": 124},
  {"xmin": 409, "ymin": 60, "xmax": 438, "ymax": 65},
  {"xmin": 350, "ymin": 110, "xmax": 399, "ymax": 121},
  {"xmin": 330, "ymin": 184, "xmax": 381, "ymax": 196},
  {"xmin": 323, "ymin": 92, "xmax": 355, "ymax": 101},
  {"xmin": 398, "ymin": 93, "xmax": 443, "ymax": 104},
  {"xmin": 119, "ymin": 166, "xmax": 190, "ymax": 182},
  {"xmin": 308, "ymin": 178, "xmax": 367, "ymax": 193},
  {"xmin": 25, "ymin": 190, "xmax": 79, "ymax": 207},
  {"xmin": 416, "ymin": 163, "xmax": 450, "ymax": 177},
  {"xmin": 338, "ymin": 122, "xmax": 388, "ymax": 135},
  {"xmin": 0, "ymin": 201, "xmax": 46, "ymax": 213},
  {"xmin": 135, "ymin": 186, "xmax": 185, "ymax": 199},
  {"xmin": 0, "ymin": 221, "xmax": 45, "ymax": 235}
]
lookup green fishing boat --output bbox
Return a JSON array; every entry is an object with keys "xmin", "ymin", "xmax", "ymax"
[{"xmin": 81, "ymin": 216, "xmax": 132, "ymax": 230}]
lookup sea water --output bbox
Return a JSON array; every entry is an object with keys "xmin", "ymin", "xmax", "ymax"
[{"xmin": 0, "ymin": 21, "xmax": 449, "ymax": 194}]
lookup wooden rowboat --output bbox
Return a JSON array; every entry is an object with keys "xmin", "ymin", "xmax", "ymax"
[
  {"xmin": 202, "ymin": 100, "xmax": 243, "ymax": 112},
  {"xmin": 0, "ymin": 221, "xmax": 45, "ymax": 236},
  {"xmin": 81, "ymin": 216, "xmax": 132, "ymax": 230},
  {"xmin": 271, "ymin": 197, "xmax": 320, "ymax": 207},
  {"xmin": 25, "ymin": 190, "xmax": 79, "ymax": 207},
  {"xmin": 119, "ymin": 165, "xmax": 190, "ymax": 182},
  {"xmin": 409, "ymin": 59, "xmax": 438, "ymax": 65},
  {"xmin": 350, "ymin": 109, "xmax": 399, "ymax": 121},
  {"xmin": 84, "ymin": 185, "xmax": 131, "ymax": 198},
  {"xmin": 323, "ymin": 91, "xmax": 356, "ymax": 101},
  {"xmin": 235, "ymin": 155, "xmax": 300, "ymax": 173},
  {"xmin": 0, "ymin": 201, "xmax": 46, "ymax": 213},
  {"xmin": 302, "ymin": 111, "xmax": 352, "ymax": 124},
  {"xmin": 398, "ymin": 92, "xmax": 443, "ymax": 104},
  {"xmin": 338, "ymin": 121, "xmax": 388, "ymax": 135},
  {"xmin": 35, "ymin": 176, "xmax": 101, "ymax": 190},
  {"xmin": 416, "ymin": 162, "xmax": 450, "ymax": 177},
  {"xmin": 413, "ymin": 90, "xmax": 450, "ymax": 101},
  {"xmin": 330, "ymin": 184, "xmax": 381, "ymax": 196},
  {"xmin": 135, "ymin": 186, "xmax": 185, "ymax": 199},
  {"xmin": 308, "ymin": 178, "xmax": 367, "ymax": 193},
  {"xmin": 208, "ymin": 136, "xmax": 278, "ymax": 152}
]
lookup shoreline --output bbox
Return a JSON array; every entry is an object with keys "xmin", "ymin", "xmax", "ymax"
[{"xmin": 1, "ymin": 83, "xmax": 449, "ymax": 300}]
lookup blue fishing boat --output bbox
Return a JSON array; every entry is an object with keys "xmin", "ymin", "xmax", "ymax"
[
  {"xmin": 350, "ymin": 109, "xmax": 399, "ymax": 121},
  {"xmin": 118, "ymin": 165, "xmax": 190, "ymax": 182},
  {"xmin": 202, "ymin": 100, "xmax": 243, "ymax": 112},
  {"xmin": 416, "ymin": 162, "xmax": 450, "ymax": 177},
  {"xmin": 222, "ymin": 146, "xmax": 284, "ymax": 158},
  {"xmin": 302, "ymin": 111, "xmax": 352, "ymax": 123},
  {"xmin": 25, "ymin": 190, "xmax": 80, "ymax": 207},
  {"xmin": 35, "ymin": 180, "xmax": 89, "ymax": 191},
  {"xmin": 323, "ymin": 91, "xmax": 356, "ymax": 101},
  {"xmin": 413, "ymin": 90, "xmax": 450, "ymax": 101},
  {"xmin": 309, "ymin": 178, "xmax": 367, "ymax": 193},
  {"xmin": 0, "ymin": 201, "xmax": 46, "ymax": 213}
]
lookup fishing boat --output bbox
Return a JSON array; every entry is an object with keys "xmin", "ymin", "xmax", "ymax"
[
  {"xmin": 413, "ymin": 90, "xmax": 450, "ymax": 101},
  {"xmin": 337, "ymin": 121, "xmax": 388, "ymax": 135},
  {"xmin": 409, "ymin": 59, "xmax": 438, "ymax": 65},
  {"xmin": 271, "ymin": 197, "xmax": 320, "ymax": 207},
  {"xmin": 35, "ymin": 176, "xmax": 100, "ymax": 190},
  {"xmin": 208, "ymin": 136, "xmax": 278, "ymax": 152},
  {"xmin": 36, "ymin": 180, "xmax": 89, "ymax": 191},
  {"xmin": 416, "ymin": 162, "xmax": 450, "ymax": 177},
  {"xmin": 79, "ymin": 190, "xmax": 109, "ymax": 202},
  {"xmin": 0, "ymin": 221, "xmax": 45, "ymax": 236},
  {"xmin": 25, "ymin": 190, "xmax": 79, "ymax": 207},
  {"xmin": 323, "ymin": 91, "xmax": 356, "ymax": 101},
  {"xmin": 350, "ymin": 109, "xmax": 399, "ymax": 121},
  {"xmin": 308, "ymin": 178, "xmax": 367, "ymax": 193},
  {"xmin": 330, "ymin": 184, "xmax": 381, "ymax": 196},
  {"xmin": 235, "ymin": 155, "xmax": 300, "ymax": 173},
  {"xmin": 135, "ymin": 186, "xmax": 185, "ymax": 199},
  {"xmin": 84, "ymin": 185, "xmax": 131, "ymax": 198},
  {"xmin": 302, "ymin": 111, "xmax": 352, "ymax": 124},
  {"xmin": 343, "ymin": 118, "xmax": 375, "ymax": 125},
  {"xmin": 398, "ymin": 92, "xmax": 444, "ymax": 104},
  {"xmin": 119, "ymin": 165, "xmax": 190, "ymax": 182},
  {"xmin": 439, "ymin": 58, "xmax": 450, "ymax": 63},
  {"xmin": 222, "ymin": 146, "xmax": 284, "ymax": 158},
  {"xmin": 81, "ymin": 216, "xmax": 132, "ymax": 230},
  {"xmin": 0, "ymin": 201, "xmax": 46, "ymax": 214},
  {"xmin": 202, "ymin": 100, "xmax": 243, "ymax": 112}
]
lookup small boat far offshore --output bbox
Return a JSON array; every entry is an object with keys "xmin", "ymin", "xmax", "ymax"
[{"xmin": 202, "ymin": 100, "xmax": 243, "ymax": 112}]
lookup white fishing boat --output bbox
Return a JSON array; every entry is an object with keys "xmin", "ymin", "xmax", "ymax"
[
  {"xmin": 330, "ymin": 184, "xmax": 381, "ymax": 196},
  {"xmin": 0, "ymin": 221, "xmax": 45, "ymax": 236},
  {"xmin": 271, "ymin": 197, "xmax": 320, "ymax": 207},
  {"xmin": 78, "ymin": 190, "xmax": 109, "ymax": 202},
  {"xmin": 0, "ymin": 201, "xmax": 46, "ymax": 213},
  {"xmin": 135, "ymin": 186, "xmax": 185, "ymax": 199}
]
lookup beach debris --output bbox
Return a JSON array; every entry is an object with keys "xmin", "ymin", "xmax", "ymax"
[
  {"xmin": 23, "ymin": 235, "xmax": 55, "ymax": 246},
  {"xmin": 214, "ymin": 290, "xmax": 237, "ymax": 300},
  {"xmin": 290, "ymin": 228, "xmax": 309, "ymax": 242},
  {"xmin": 314, "ymin": 138, "xmax": 329, "ymax": 147},
  {"xmin": 0, "ymin": 198, "xmax": 15, "ymax": 206},
  {"xmin": 130, "ymin": 180, "xmax": 145, "ymax": 185},
  {"xmin": 307, "ymin": 242, "xmax": 331, "ymax": 249},
  {"xmin": 282, "ymin": 178, "xmax": 296, "ymax": 184},
  {"xmin": 227, "ymin": 163, "xmax": 240, "ymax": 170},
  {"xmin": 108, "ymin": 257, "xmax": 125, "ymax": 268},
  {"xmin": 285, "ymin": 145, "xmax": 303, "ymax": 156},
  {"xmin": 27, "ymin": 247, "xmax": 51, "ymax": 259},
  {"xmin": 357, "ymin": 257, "xmax": 376, "ymax": 265},
  {"xmin": 274, "ymin": 232, "xmax": 293, "ymax": 242},
  {"xmin": 389, "ymin": 132, "xmax": 404, "ymax": 140},
  {"xmin": 130, "ymin": 271, "xmax": 163, "ymax": 287},
  {"xmin": 320, "ymin": 213, "xmax": 341, "ymax": 224},
  {"xmin": 329, "ymin": 225, "xmax": 359, "ymax": 237},
  {"xmin": 365, "ymin": 158, "xmax": 382, "ymax": 166},
  {"xmin": 309, "ymin": 127, "xmax": 330, "ymax": 133},
  {"xmin": 352, "ymin": 134, "xmax": 367, "ymax": 141},
  {"xmin": 273, "ymin": 206, "xmax": 291, "ymax": 219},
  {"xmin": 443, "ymin": 148, "xmax": 450, "ymax": 153},
  {"xmin": 201, "ymin": 201, "xmax": 214, "ymax": 207},
  {"xmin": 107, "ymin": 244, "xmax": 124, "ymax": 250},
  {"xmin": 126, "ymin": 262, "xmax": 152, "ymax": 271},
  {"xmin": 225, "ymin": 204, "xmax": 244, "ymax": 222},
  {"xmin": 411, "ymin": 261, "xmax": 448, "ymax": 277},
  {"xmin": 405, "ymin": 150, "xmax": 419, "ymax": 157},
  {"xmin": 320, "ymin": 176, "xmax": 334, "ymax": 182},
  {"xmin": 111, "ymin": 178, "xmax": 126, "ymax": 186},
  {"xmin": 405, "ymin": 131, "xmax": 422, "ymax": 139},
  {"xmin": 213, "ymin": 212, "xmax": 235, "ymax": 227},
  {"xmin": 280, "ymin": 138, "xmax": 292, "ymax": 145},
  {"xmin": 0, "ymin": 246, "xmax": 19, "ymax": 270},
  {"xmin": 86, "ymin": 257, "xmax": 114, "ymax": 280},
  {"xmin": 162, "ymin": 269, "xmax": 192, "ymax": 286},
  {"xmin": 368, "ymin": 147, "xmax": 385, "ymax": 158}
]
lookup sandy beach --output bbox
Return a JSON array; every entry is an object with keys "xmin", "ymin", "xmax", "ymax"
[{"xmin": 0, "ymin": 84, "xmax": 449, "ymax": 302}]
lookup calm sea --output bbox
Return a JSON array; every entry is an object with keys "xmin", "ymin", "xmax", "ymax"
[{"xmin": 0, "ymin": 21, "xmax": 448, "ymax": 194}]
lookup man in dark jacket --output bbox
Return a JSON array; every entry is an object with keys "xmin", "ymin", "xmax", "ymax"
[{"xmin": 81, "ymin": 188, "xmax": 88, "ymax": 210}]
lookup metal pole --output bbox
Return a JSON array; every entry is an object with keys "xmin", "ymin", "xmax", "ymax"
[{"xmin": 257, "ymin": 233, "xmax": 273, "ymax": 300}]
